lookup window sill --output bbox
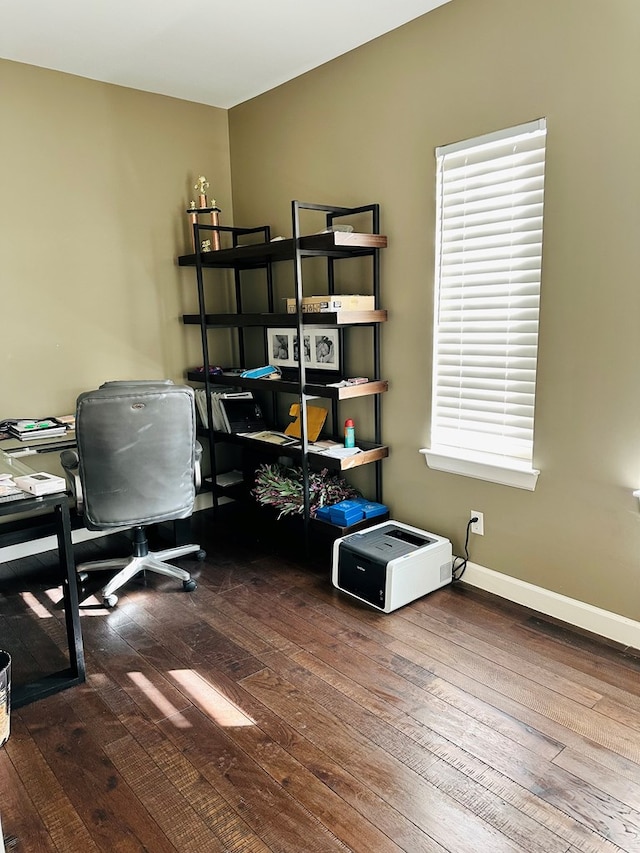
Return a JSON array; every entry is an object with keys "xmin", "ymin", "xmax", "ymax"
[{"xmin": 419, "ymin": 448, "xmax": 540, "ymax": 491}]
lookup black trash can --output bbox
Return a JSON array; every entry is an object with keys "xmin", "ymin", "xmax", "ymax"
[{"xmin": 0, "ymin": 650, "xmax": 10, "ymax": 748}]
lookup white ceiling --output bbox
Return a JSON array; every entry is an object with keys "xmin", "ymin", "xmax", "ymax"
[{"xmin": 0, "ymin": 0, "xmax": 451, "ymax": 108}]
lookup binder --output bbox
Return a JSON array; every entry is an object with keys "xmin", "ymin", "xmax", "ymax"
[
  {"xmin": 219, "ymin": 397, "xmax": 266, "ymax": 433},
  {"xmin": 195, "ymin": 389, "xmax": 253, "ymax": 431}
]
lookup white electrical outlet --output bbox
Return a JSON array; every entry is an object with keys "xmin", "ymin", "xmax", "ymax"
[{"xmin": 471, "ymin": 511, "xmax": 484, "ymax": 535}]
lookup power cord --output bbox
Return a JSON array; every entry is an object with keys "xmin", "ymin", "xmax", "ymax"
[{"xmin": 452, "ymin": 516, "xmax": 477, "ymax": 582}]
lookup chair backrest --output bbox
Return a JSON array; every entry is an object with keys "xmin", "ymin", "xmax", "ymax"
[{"xmin": 75, "ymin": 381, "xmax": 197, "ymax": 530}]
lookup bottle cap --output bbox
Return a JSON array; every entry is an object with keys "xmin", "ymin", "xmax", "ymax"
[{"xmin": 345, "ymin": 418, "xmax": 354, "ymax": 427}]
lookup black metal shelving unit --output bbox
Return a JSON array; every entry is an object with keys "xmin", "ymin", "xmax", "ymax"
[{"xmin": 178, "ymin": 200, "xmax": 388, "ymax": 548}]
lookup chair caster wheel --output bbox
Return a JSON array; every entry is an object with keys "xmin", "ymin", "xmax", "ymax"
[
  {"xmin": 196, "ymin": 550, "xmax": 206, "ymax": 561},
  {"xmin": 104, "ymin": 594, "xmax": 118, "ymax": 608},
  {"xmin": 183, "ymin": 579, "xmax": 197, "ymax": 593}
]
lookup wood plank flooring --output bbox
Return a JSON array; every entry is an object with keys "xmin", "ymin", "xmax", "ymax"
[{"xmin": 1, "ymin": 512, "xmax": 639, "ymax": 852}]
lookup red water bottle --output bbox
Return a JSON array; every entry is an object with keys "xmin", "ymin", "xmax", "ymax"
[{"xmin": 344, "ymin": 418, "xmax": 355, "ymax": 448}]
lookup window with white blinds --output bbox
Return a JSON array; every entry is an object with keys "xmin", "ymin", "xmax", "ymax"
[{"xmin": 425, "ymin": 119, "xmax": 546, "ymax": 489}]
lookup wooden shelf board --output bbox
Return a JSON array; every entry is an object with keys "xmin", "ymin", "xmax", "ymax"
[
  {"xmin": 313, "ymin": 444, "xmax": 389, "ymax": 471},
  {"xmin": 187, "ymin": 371, "xmax": 387, "ymax": 399},
  {"xmin": 183, "ymin": 310, "xmax": 387, "ymax": 327},
  {"xmin": 178, "ymin": 231, "xmax": 387, "ymax": 268},
  {"xmin": 203, "ymin": 430, "xmax": 388, "ymax": 471},
  {"xmin": 322, "ymin": 380, "xmax": 388, "ymax": 400}
]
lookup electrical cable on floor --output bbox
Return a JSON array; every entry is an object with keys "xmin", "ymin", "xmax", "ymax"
[{"xmin": 452, "ymin": 516, "xmax": 476, "ymax": 582}]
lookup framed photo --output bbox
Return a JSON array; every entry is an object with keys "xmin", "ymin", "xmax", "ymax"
[
  {"xmin": 267, "ymin": 328, "xmax": 298, "ymax": 368},
  {"xmin": 267, "ymin": 327, "xmax": 340, "ymax": 371},
  {"xmin": 309, "ymin": 328, "xmax": 339, "ymax": 370}
]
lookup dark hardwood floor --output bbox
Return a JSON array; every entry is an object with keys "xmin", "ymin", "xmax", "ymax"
[{"xmin": 1, "ymin": 509, "xmax": 639, "ymax": 852}]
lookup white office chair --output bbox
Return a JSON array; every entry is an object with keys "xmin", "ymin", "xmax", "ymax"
[{"xmin": 61, "ymin": 380, "xmax": 205, "ymax": 607}]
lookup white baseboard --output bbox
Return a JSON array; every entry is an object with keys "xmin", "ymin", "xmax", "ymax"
[
  {"xmin": 0, "ymin": 526, "xmax": 112, "ymax": 563},
  {"xmin": 463, "ymin": 561, "xmax": 640, "ymax": 653},
  {"xmin": 0, "ymin": 491, "xmax": 217, "ymax": 564}
]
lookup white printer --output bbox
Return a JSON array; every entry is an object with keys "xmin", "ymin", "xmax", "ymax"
[{"xmin": 332, "ymin": 520, "xmax": 452, "ymax": 613}]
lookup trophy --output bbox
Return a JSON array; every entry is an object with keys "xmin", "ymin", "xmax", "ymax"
[
  {"xmin": 195, "ymin": 175, "xmax": 209, "ymax": 209},
  {"xmin": 186, "ymin": 175, "xmax": 221, "ymax": 252}
]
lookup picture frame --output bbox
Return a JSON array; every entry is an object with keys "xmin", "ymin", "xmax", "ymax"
[
  {"xmin": 309, "ymin": 328, "xmax": 339, "ymax": 370},
  {"xmin": 267, "ymin": 328, "xmax": 299, "ymax": 368},
  {"xmin": 267, "ymin": 327, "xmax": 340, "ymax": 371}
]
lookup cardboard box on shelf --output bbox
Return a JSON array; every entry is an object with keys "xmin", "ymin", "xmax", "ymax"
[{"xmin": 286, "ymin": 295, "xmax": 375, "ymax": 314}]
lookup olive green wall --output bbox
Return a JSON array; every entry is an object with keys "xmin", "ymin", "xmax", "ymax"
[
  {"xmin": 1, "ymin": 59, "xmax": 232, "ymax": 417},
  {"xmin": 228, "ymin": 0, "xmax": 640, "ymax": 620}
]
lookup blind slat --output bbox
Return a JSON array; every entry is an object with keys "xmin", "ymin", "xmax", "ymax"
[{"xmin": 431, "ymin": 120, "xmax": 547, "ymax": 464}]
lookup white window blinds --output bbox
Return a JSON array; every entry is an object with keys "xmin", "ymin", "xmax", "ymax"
[{"xmin": 431, "ymin": 119, "xmax": 547, "ymax": 469}]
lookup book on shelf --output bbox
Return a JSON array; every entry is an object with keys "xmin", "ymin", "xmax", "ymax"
[
  {"xmin": 241, "ymin": 430, "xmax": 297, "ymax": 446},
  {"xmin": 194, "ymin": 389, "xmax": 253, "ymax": 431},
  {"xmin": 321, "ymin": 445, "xmax": 363, "ymax": 459},
  {"xmin": 306, "ymin": 439, "xmax": 341, "ymax": 453}
]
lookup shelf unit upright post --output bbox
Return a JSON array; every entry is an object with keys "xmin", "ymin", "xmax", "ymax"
[
  {"xmin": 325, "ymin": 202, "xmax": 383, "ymax": 500},
  {"xmin": 290, "ymin": 200, "xmax": 385, "ymax": 539},
  {"xmin": 190, "ymin": 218, "xmax": 272, "ymax": 507}
]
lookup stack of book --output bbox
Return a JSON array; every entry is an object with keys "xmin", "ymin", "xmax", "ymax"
[{"xmin": 7, "ymin": 419, "xmax": 70, "ymax": 442}]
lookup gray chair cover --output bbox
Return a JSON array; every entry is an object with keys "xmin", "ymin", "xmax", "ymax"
[
  {"xmin": 75, "ymin": 381, "xmax": 197, "ymax": 529},
  {"xmin": 62, "ymin": 380, "xmax": 202, "ymax": 606}
]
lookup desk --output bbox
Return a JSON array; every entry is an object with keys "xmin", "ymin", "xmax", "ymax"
[
  {"xmin": 0, "ymin": 450, "xmax": 85, "ymax": 707},
  {"xmin": 0, "ymin": 431, "xmax": 76, "ymax": 462}
]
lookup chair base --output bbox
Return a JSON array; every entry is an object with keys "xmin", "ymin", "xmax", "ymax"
[{"xmin": 77, "ymin": 541, "xmax": 203, "ymax": 607}]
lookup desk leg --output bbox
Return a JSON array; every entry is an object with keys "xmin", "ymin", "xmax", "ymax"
[
  {"xmin": 12, "ymin": 499, "xmax": 87, "ymax": 708},
  {"xmin": 55, "ymin": 502, "xmax": 85, "ymax": 682}
]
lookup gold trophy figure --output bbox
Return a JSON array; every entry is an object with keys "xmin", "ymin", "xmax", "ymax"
[{"xmin": 195, "ymin": 176, "xmax": 209, "ymax": 209}]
